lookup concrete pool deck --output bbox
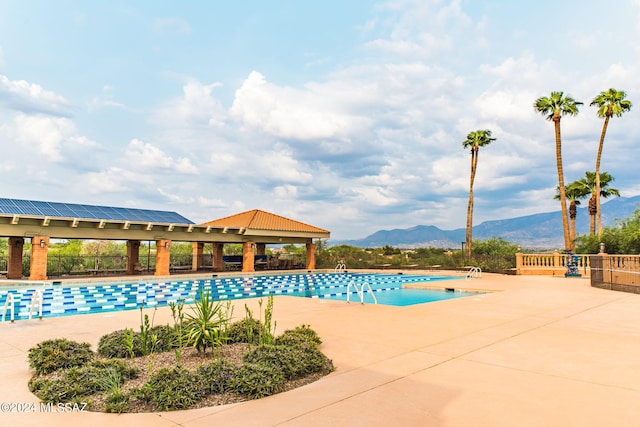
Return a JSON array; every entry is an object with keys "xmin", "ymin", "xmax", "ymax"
[{"xmin": 2, "ymin": 271, "xmax": 640, "ymax": 426}]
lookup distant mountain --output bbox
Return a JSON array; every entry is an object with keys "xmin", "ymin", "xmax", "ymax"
[{"xmin": 331, "ymin": 195, "xmax": 640, "ymax": 249}]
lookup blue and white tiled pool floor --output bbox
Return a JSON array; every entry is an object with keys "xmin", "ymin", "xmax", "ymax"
[{"xmin": 1, "ymin": 273, "xmax": 464, "ymax": 321}]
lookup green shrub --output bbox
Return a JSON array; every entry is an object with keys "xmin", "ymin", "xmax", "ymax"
[
  {"xmin": 28, "ymin": 338, "xmax": 94, "ymax": 375},
  {"xmin": 134, "ymin": 366, "xmax": 204, "ymax": 411},
  {"xmin": 91, "ymin": 359, "xmax": 140, "ymax": 380},
  {"xmin": 243, "ymin": 343, "xmax": 333, "ymax": 380},
  {"xmin": 275, "ymin": 325, "xmax": 322, "ymax": 347},
  {"xmin": 98, "ymin": 329, "xmax": 139, "ymax": 358},
  {"xmin": 29, "ymin": 359, "xmax": 138, "ymax": 403},
  {"xmin": 229, "ymin": 362, "xmax": 285, "ymax": 399},
  {"xmin": 227, "ymin": 318, "xmax": 266, "ymax": 344},
  {"xmin": 104, "ymin": 395, "xmax": 129, "ymax": 414},
  {"xmin": 99, "ymin": 366, "xmax": 131, "ymax": 413},
  {"xmin": 148, "ymin": 325, "xmax": 178, "ymax": 352},
  {"xmin": 98, "ymin": 325, "xmax": 177, "ymax": 358},
  {"xmin": 196, "ymin": 359, "xmax": 236, "ymax": 394}
]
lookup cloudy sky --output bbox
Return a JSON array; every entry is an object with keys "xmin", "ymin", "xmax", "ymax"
[{"xmin": 0, "ymin": 1, "xmax": 638, "ymax": 240}]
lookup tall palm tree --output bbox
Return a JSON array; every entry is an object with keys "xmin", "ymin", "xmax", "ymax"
[
  {"xmin": 462, "ymin": 129, "xmax": 496, "ymax": 259},
  {"xmin": 574, "ymin": 171, "xmax": 621, "ymax": 235},
  {"xmin": 534, "ymin": 91, "xmax": 582, "ymax": 250},
  {"xmin": 555, "ymin": 182, "xmax": 588, "ymax": 251},
  {"xmin": 590, "ymin": 88, "xmax": 632, "ymax": 236}
]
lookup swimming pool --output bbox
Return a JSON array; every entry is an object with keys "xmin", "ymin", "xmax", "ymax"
[{"xmin": 0, "ymin": 273, "xmax": 478, "ymax": 322}]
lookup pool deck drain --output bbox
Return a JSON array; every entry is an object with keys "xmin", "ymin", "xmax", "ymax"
[{"xmin": 2, "ymin": 271, "xmax": 640, "ymax": 426}]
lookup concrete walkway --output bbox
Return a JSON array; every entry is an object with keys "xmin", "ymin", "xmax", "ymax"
[{"xmin": 2, "ymin": 272, "xmax": 640, "ymax": 426}]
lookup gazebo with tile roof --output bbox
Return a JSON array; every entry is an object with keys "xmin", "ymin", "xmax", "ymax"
[
  {"xmin": 198, "ymin": 209, "xmax": 330, "ymax": 272},
  {"xmin": 0, "ymin": 198, "xmax": 330, "ymax": 279}
]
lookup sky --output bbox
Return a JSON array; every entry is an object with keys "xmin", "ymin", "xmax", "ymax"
[{"xmin": 0, "ymin": 0, "xmax": 639, "ymax": 241}]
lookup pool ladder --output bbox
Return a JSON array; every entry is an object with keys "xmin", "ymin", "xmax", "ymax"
[
  {"xmin": 1, "ymin": 290, "xmax": 44, "ymax": 323},
  {"xmin": 334, "ymin": 262, "xmax": 347, "ymax": 273},
  {"xmin": 2, "ymin": 293, "xmax": 15, "ymax": 323},
  {"xmin": 29, "ymin": 290, "xmax": 44, "ymax": 320},
  {"xmin": 466, "ymin": 266, "xmax": 482, "ymax": 279},
  {"xmin": 346, "ymin": 280, "xmax": 378, "ymax": 304}
]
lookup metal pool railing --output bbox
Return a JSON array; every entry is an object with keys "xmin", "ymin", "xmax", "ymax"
[
  {"xmin": 466, "ymin": 266, "xmax": 482, "ymax": 278},
  {"xmin": 346, "ymin": 280, "xmax": 378, "ymax": 304},
  {"xmin": 2, "ymin": 293, "xmax": 15, "ymax": 323}
]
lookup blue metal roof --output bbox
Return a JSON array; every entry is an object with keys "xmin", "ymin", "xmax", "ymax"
[{"xmin": 0, "ymin": 198, "xmax": 194, "ymax": 224}]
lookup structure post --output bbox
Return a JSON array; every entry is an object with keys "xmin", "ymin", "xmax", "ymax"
[
  {"xmin": 29, "ymin": 236, "xmax": 49, "ymax": 280},
  {"xmin": 7, "ymin": 237, "xmax": 24, "ymax": 279},
  {"xmin": 212, "ymin": 243, "xmax": 224, "ymax": 271},
  {"xmin": 155, "ymin": 240, "xmax": 171, "ymax": 276},
  {"xmin": 242, "ymin": 242, "xmax": 255, "ymax": 273},
  {"xmin": 192, "ymin": 242, "xmax": 204, "ymax": 271},
  {"xmin": 126, "ymin": 240, "xmax": 141, "ymax": 275},
  {"xmin": 515, "ymin": 252, "xmax": 523, "ymax": 274},
  {"xmin": 306, "ymin": 242, "xmax": 316, "ymax": 270}
]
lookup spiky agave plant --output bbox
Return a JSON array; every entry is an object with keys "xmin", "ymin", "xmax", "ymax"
[{"xmin": 184, "ymin": 291, "xmax": 226, "ymax": 353}]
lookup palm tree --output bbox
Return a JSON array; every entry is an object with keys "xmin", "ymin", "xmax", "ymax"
[
  {"xmin": 574, "ymin": 171, "xmax": 621, "ymax": 235},
  {"xmin": 534, "ymin": 91, "xmax": 583, "ymax": 250},
  {"xmin": 590, "ymin": 88, "xmax": 632, "ymax": 236},
  {"xmin": 462, "ymin": 129, "xmax": 496, "ymax": 259},
  {"xmin": 555, "ymin": 182, "xmax": 589, "ymax": 250}
]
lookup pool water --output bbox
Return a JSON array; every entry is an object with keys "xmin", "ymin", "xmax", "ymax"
[
  {"xmin": 316, "ymin": 286, "xmax": 477, "ymax": 306},
  {"xmin": 0, "ymin": 273, "xmax": 478, "ymax": 322}
]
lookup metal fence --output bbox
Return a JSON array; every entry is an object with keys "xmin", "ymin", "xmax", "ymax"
[
  {"xmin": 1, "ymin": 252, "xmax": 307, "ymax": 279},
  {"xmin": 591, "ymin": 255, "xmax": 640, "ymax": 293}
]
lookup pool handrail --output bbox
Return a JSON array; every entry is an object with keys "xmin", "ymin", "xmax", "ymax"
[
  {"xmin": 334, "ymin": 262, "xmax": 347, "ymax": 273},
  {"xmin": 346, "ymin": 280, "xmax": 378, "ymax": 305},
  {"xmin": 466, "ymin": 266, "xmax": 482, "ymax": 279},
  {"xmin": 2, "ymin": 293, "xmax": 15, "ymax": 323},
  {"xmin": 29, "ymin": 290, "xmax": 44, "ymax": 320}
]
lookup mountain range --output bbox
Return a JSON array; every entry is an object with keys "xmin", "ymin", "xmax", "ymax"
[{"xmin": 331, "ymin": 195, "xmax": 640, "ymax": 249}]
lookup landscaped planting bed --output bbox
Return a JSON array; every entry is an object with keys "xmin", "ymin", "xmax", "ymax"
[{"xmin": 27, "ymin": 295, "xmax": 334, "ymax": 413}]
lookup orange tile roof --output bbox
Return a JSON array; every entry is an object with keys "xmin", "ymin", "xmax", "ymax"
[{"xmin": 200, "ymin": 210, "xmax": 329, "ymax": 234}]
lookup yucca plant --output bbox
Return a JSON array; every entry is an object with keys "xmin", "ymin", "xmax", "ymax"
[{"xmin": 184, "ymin": 291, "xmax": 227, "ymax": 353}]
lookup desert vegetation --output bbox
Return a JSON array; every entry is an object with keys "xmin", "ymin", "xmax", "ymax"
[{"xmin": 27, "ymin": 295, "xmax": 334, "ymax": 413}]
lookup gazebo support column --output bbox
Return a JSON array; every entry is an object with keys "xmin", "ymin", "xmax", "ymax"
[
  {"xmin": 256, "ymin": 243, "xmax": 266, "ymax": 256},
  {"xmin": 29, "ymin": 236, "xmax": 49, "ymax": 281},
  {"xmin": 192, "ymin": 242, "xmax": 204, "ymax": 272},
  {"xmin": 212, "ymin": 243, "xmax": 224, "ymax": 271},
  {"xmin": 155, "ymin": 240, "xmax": 171, "ymax": 276},
  {"xmin": 306, "ymin": 242, "xmax": 316, "ymax": 270},
  {"xmin": 126, "ymin": 240, "xmax": 141, "ymax": 275},
  {"xmin": 7, "ymin": 237, "xmax": 24, "ymax": 280},
  {"xmin": 242, "ymin": 242, "xmax": 255, "ymax": 273}
]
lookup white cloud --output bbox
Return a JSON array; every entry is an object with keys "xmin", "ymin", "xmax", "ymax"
[
  {"xmin": 12, "ymin": 114, "xmax": 99, "ymax": 162},
  {"xmin": 83, "ymin": 167, "xmax": 150, "ymax": 194},
  {"xmin": 351, "ymin": 185, "xmax": 399, "ymax": 206},
  {"xmin": 88, "ymin": 85, "xmax": 125, "ymax": 111},
  {"xmin": 473, "ymin": 90, "xmax": 539, "ymax": 122},
  {"xmin": 0, "ymin": 74, "xmax": 71, "ymax": 116},
  {"xmin": 124, "ymin": 139, "xmax": 198, "ymax": 174},
  {"xmin": 231, "ymin": 71, "xmax": 367, "ymax": 140},
  {"xmin": 365, "ymin": 0, "xmax": 475, "ymax": 59},
  {"xmin": 273, "ymin": 185, "xmax": 298, "ymax": 199},
  {"xmin": 154, "ymin": 79, "xmax": 226, "ymax": 127}
]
